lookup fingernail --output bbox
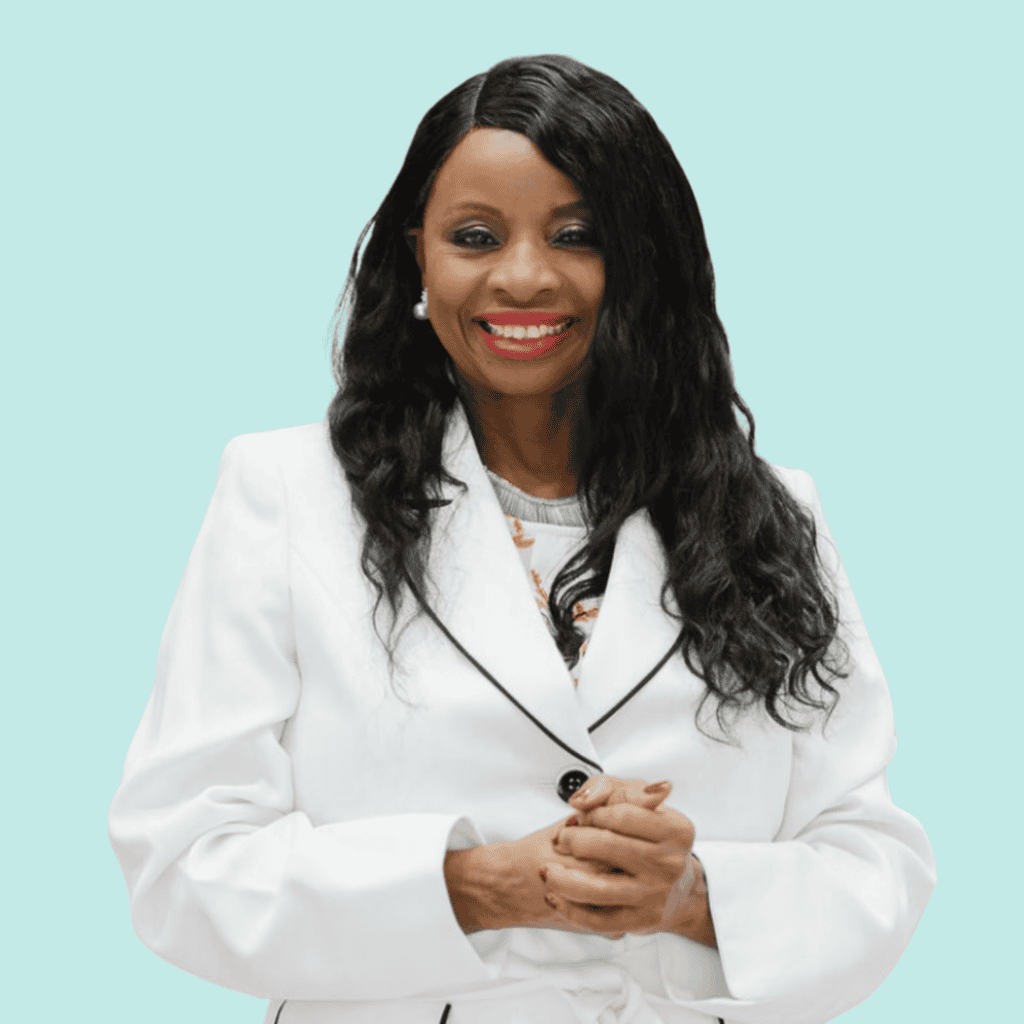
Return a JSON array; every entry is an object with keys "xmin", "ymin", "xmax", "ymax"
[
  {"xmin": 643, "ymin": 780, "xmax": 671, "ymax": 794},
  {"xmin": 565, "ymin": 816, "xmax": 579, "ymax": 827},
  {"xmin": 545, "ymin": 894, "xmax": 558, "ymax": 908},
  {"xmin": 539, "ymin": 869, "xmax": 547, "ymax": 882}
]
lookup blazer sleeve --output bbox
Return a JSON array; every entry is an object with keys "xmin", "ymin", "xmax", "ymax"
[
  {"xmin": 107, "ymin": 434, "xmax": 497, "ymax": 1002},
  {"xmin": 656, "ymin": 469, "xmax": 937, "ymax": 1024}
]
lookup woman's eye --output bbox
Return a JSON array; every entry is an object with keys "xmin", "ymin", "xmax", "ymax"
[
  {"xmin": 453, "ymin": 227, "xmax": 499, "ymax": 248},
  {"xmin": 555, "ymin": 225, "xmax": 598, "ymax": 247},
  {"xmin": 451, "ymin": 225, "xmax": 598, "ymax": 249}
]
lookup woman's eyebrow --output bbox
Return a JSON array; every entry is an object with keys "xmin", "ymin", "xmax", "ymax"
[{"xmin": 443, "ymin": 199, "xmax": 591, "ymax": 218}]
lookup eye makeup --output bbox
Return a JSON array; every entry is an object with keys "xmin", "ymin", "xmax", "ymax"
[{"xmin": 449, "ymin": 223, "xmax": 597, "ymax": 249}]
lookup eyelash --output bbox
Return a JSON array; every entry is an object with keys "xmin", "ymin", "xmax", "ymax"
[{"xmin": 452, "ymin": 225, "xmax": 597, "ymax": 249}]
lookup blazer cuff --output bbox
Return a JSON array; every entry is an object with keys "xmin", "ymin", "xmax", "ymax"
[
  {"xmin": 124, "ymin": 811, "xmax": 501, "ymax": 1001},
  {"xmin": 446, "ymin": 815, "xmax": 487, "ymax": 852},
  {"xmin": 656, "ymin": 833, "xmax": 934, "ymax": 1024},
  {"xmin": 266, "ymin": 811, "xmax": 500, "ymax": 1000}
]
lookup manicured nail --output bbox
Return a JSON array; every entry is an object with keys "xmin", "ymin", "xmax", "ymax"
[
  {"xmin": 539, "ymin": 869, "xmax": 547, "ymax": 882},
  {"xmin": 643, "ymin": 780, "xmax": 671, "ymax": 794},
  {"xmin": 565, "ymin": 816, "xmax": 579, "ymax": 827},
  {"xmin": 545, "ymin": 894, "xmax": 558, "ymax": 908}
]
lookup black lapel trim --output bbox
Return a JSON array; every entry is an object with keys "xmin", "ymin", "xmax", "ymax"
[
  {"xmin": 404, "ymin": 572, "xmax": 604, "ymax": 772},
  {"xmin": 587, "ymin": 634, "xmax": 682, "ymax": 733}
]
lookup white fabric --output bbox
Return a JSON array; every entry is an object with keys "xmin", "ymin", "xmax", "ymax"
[
  {"xmin": 494, "ymin": 510, "xmax": 601, "ymax": 686},
  {"xmin": 109, "ymin": 399, "xmax": 936, "ymax": 1024}
]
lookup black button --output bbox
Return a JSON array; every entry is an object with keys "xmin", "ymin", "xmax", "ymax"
[{"xmin": 557, "ymin": 769, "xmax": 590, "ymax": 803}]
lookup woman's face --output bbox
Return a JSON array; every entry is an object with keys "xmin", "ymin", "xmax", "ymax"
[{"xmin": 409, "ymin": 127, "xmax": 604, "ymax": 400}]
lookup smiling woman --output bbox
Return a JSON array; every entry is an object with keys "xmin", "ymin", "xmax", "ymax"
[
  {"xmin": 108, "ymin": 54, "xmax": 935, "ymax": 1024},
  {"xmin": 407, "ymin": 127, "xmax": 604, "ymax": 498}
]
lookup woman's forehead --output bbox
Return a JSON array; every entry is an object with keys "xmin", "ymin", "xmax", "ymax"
[{"xmin": 427, "ymin": 128, "xmax": 584, "ymax": 219}]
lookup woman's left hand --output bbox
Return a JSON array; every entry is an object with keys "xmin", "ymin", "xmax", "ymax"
[{"xmin": 540, "ymin": 775, "xmax": 702, "ymax": 940}]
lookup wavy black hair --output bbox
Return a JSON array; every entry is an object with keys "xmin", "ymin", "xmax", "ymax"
[{"xmin": 328, "ymin": 54, "xmax": 848, "ymax": 737}]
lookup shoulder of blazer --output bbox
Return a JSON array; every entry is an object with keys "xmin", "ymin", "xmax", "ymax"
[
  {"xmin": 215, "ymin": 422, "xmax": 355, "ymax": 529},
  {"xmin": 768, "ymin": 462, "xmax": 818, "ymax": 509},
  {"xmin": 220, "ymin": 421, "xmax": 341, "ymax": 490},
  {"xmin": 223, "ymin": 420, "xmax": 332, "ymax": 466}
]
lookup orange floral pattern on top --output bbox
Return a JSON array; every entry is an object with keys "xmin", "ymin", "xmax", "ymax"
[
  {"xmin": 504, "ymin": 513, "xmax": 600, "ymax": 689},
  {"xmin": 531, "ymin": 569, "xmax": 549, "ymax": 615},
  {"xmin": 573, "ymin": 602, "xmax": 599, "ymax": 624},
  {"xmin": 510, "ymin": 517, "xmax": 535, "ymax": 549}
]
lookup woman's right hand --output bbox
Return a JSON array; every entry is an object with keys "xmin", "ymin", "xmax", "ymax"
[
  {"xmin": 445, "ymin": 815, "xmax": 589, "ymax": 933},
  {"xmin": 444, "ymin": 778, "xmax": 673, "ymax": 934}
]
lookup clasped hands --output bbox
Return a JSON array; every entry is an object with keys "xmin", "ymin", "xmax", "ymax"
[
  {"xmin": 538, "ymin": 775, "xmax": 701, "ymax": 941},
  {"xmin": 445, "ymin": 774, "xmax": 714, "ymax": 946}
]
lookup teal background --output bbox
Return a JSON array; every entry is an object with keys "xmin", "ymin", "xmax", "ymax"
[{"xmin": 3, "ymin": 1, "xmax": 1019, "ymax": 1020}]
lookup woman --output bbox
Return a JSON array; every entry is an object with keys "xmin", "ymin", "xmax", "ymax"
[{"xmin": 109, "ymin": 55, "xmax": 935, "ymax": 1024}]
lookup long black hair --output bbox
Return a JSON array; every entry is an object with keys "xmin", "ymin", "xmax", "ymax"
[{"xmin": 328, "ymin": 54, "xmax": 848, "ymax": 737}]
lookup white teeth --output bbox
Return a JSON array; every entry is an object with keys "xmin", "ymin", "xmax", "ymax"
[{"xmin": 479, "ymin": 319, "xmax": 572, "ymax": 340}]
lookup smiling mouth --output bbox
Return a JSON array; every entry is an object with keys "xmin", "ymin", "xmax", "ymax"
[{"xmin": 473, "ymin": 317, "xmax": 577, "ymax": 341}]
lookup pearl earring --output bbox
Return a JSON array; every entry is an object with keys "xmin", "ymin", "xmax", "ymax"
[{"xmin": 412, "ymin": 288, "xmax": 429, "ymax": 320}]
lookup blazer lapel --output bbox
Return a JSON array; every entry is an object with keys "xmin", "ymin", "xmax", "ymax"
[
  {"xmin": 572, "ymin": 509, "xmax": 685, "ymax": 734},
  {"xmin": 423, "ymin": 400, "xmax": 602, "ymax": 768}
]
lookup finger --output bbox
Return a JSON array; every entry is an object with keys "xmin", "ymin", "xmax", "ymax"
[
  {"xmin": 555, "ymin": 825, "xmax": 655, "ymax": 871},
  {"xmin": 568, "ymin": 774, "xmax": 613, "ymax": 810},
  {"xmin": 606, "ymin": 779, "xmax": 671, "ymax": 812},
  {"xmin": 544, "ymin": 892, "xmax": 652, "ymax": 939},
  {"xmin": 543, "ymin": 859, "xmax": 644, "ymax": 907},
  {"xmin": 556, "ymin": 828, "xmax": 689, "ymax": 887},
  {"xmin": 569, "ymin": 776, "xmax": 673, "ymax": 814},
  {"xmin": 636, "ymin": 779, "xmax": 672, "ymax": 809},
  {"xmin": 586, "ymin": 804, "xmax": 696, "ymax": 847}
]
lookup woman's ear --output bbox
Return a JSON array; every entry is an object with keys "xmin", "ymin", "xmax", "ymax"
[{"xmin": 405, "ymin": 229, "xmax": 424, "ymax": 272}]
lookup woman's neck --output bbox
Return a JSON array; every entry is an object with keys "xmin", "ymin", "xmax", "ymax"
[{"xmin": 457, "ymin": 378, "xmax": 591, "ymax": 500}]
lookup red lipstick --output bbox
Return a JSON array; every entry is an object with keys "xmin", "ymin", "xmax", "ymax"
[
  {"xmin": 480, "ymin": 312, "xmax": 571, "ymax": 326},
  {"xmin": 474, "ymin": 319, "xmax": 575, "ymax": 361}
]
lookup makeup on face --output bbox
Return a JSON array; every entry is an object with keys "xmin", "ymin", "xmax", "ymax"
[
  {"xmin": 413, "ymin": 127, "xmax": 604, "ymax": 391},
  {"xmin": 473, "ymin": 312, "xmax": 580, "ymax": 361}
]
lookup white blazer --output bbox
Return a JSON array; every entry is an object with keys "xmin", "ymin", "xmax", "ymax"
[{"xmin": 108, "ymin": 400, "xmax": 936, "ymax": 1024}]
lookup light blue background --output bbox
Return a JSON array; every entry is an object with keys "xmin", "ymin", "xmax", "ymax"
[{"xmin": 3, "ymin": 1, "xmax": 1019, "ymax": 1020}]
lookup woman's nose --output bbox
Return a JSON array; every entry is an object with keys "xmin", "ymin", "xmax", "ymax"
[{"xmin": 489, "ymin": 237, "xmax": 560, "ymax": 298}]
